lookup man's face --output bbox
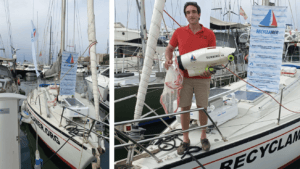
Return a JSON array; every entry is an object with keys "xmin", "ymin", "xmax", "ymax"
[{"xmin": 185, "ymin": 5, "xmax": 200, "ymax": 24}]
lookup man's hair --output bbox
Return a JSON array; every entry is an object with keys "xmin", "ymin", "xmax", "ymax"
[{"xmin": 184, "ymin": 2, "xmax": 201, "ymax": 16}]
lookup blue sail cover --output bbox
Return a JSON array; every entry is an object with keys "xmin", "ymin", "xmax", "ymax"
[{"xmin": 260, "ymin": 10, "xmax": 272, "ymax": 26}]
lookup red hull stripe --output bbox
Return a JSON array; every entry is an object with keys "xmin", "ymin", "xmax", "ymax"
[
  {"xmin": 36, "ymin": 133, "xmax": 77, "ymax": 169},
  {"xmin": 193, "ymin": 125, "xmax": 300, "ymax": 169}
]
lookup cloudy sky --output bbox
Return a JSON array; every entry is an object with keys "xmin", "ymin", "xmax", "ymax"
[
  {"xmin": 0, "ymin": 0, "xmax": 109, "ymax": 64},
  {"xmin": 115, "ymin": 0, "xmax": 298, "ymax": 32}
]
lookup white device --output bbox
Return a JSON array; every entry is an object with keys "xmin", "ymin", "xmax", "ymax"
[{"xmin": 177, "ymin": 47, "xmax": 236, "ymax": 77}]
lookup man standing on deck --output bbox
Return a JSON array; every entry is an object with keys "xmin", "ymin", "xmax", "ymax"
[{"xmin": 164, "ymin": 2, "xmax": 216, "ymax": 155}]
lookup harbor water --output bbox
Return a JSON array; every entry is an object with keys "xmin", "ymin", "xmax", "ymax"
[{"xmin": 19, "ymin": 76, "xmax": 109, "ymax": 169}]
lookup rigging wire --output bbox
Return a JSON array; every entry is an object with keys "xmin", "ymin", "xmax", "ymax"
[
  {"xmin": 72, "ymin": 0, "xmax": 76, "ymax": 52},
  {"xmin": 295, "ymin": 0, "xmax": 298, "ymax": 30},
  {"xmin": 3, "ymin": 0, "xmax": 13, "ymax": 57},
  {"xmin": 223, "ymin": 64, "xmax": 300, "ymax": 115},
  {"xmin": 288, "ymin": 0, "xmax": 296, "ymax": 30},
  {"xmin": 76, "ymin": 0, "xmax": 83, "ymax": 56}
]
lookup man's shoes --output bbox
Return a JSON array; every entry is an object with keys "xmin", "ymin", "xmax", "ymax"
[
  {"xmin": 201, "ymin": 138, "xmax": 210, "ymax": 151},
  {"xmin": 177, "ymin": 140, "xmax": 190, "ymax": 155}
]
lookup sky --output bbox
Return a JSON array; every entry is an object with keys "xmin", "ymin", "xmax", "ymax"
[
  {"xmin": 115, "ymin": 0, "xmax": 299, "ymax": 32},
  {"xmin": 0, "ymin": 0, "xmax": 109, "ymax": 64}
]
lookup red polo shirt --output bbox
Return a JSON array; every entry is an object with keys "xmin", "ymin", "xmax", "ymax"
[{"xmin": 169, "ymin": 24, "xmax": 216, "ymax": 79}]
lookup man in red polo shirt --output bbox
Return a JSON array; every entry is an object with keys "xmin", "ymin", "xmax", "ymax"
[{"xmin": 164, "ymin": 2, "xmax": 216, "ymax": 155}]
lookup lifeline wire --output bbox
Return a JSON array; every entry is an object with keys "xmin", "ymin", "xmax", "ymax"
[{"xmin": 222, "ymin": 64, "xmax": 300, "ymax": 114}]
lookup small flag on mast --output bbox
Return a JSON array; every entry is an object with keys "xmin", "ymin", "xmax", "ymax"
[
  {"xmin": 240, "ymin": 7, "xmax": 248, "ymax": 20},
  {"xmin": 39, "ymin": 51, "xmax": 42, "ymax": 57}
]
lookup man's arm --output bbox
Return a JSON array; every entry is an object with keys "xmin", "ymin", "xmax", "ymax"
[{"xmin": 164, "ymin": 44, "xmax": 176, "ymax": 70}]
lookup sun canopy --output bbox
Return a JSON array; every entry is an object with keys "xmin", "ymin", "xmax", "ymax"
[
  {"xmin": 0, "ymin": 57, "xmax": 16, "ymax": 62},
  {"xmin": 210, "ymin": 17, "xmax": 248, "ymax": 30}
]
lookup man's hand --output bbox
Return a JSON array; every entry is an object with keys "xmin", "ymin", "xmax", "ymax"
[
  {"xmin": 164, "ymin": 44, "xmax": 175, "ymax": 70},
  {"xmin": 164, "ymin": 59, "xmax": 173, "ymax": 70},
  {"xmin": 201, "ymin": 70, "xmax": 212, "ymax": 77}
]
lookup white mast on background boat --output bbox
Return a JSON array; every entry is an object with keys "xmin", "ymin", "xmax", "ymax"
[
  {"xmin": 133, "ymin": 0, "xmax": 165, "ymax": 120},
  {"xmin": 60, "ymin": 0, "xmax": 66, "ymax": 55},
  {"xmin": 87, "ymin": 1, "xmax": 101, "ymax": 168},
  {"xmin": 87, "ymin": 0, "xmax": 99, "ymax": 123},
  {"xmin": 136, "ymin": 0, "xmax": 147, "ymax": 66},
  {"xmin": 262, "ymin": 0, "xmax": 270, "ymax": 6}
]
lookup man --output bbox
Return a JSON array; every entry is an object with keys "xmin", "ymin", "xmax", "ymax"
[{"xmin": 164, "ymin": 2, "xmax": 216, "ymax": 155}]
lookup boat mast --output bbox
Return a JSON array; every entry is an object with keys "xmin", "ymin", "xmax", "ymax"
[
  {"xmin": 87, "ymin": 0, "xmax": 99, "ymax": 121},
  {"xmin": 37, "ymin": 12, "xmax": 39, "ymax": 64},
  {"xmin": 133, "ymin": 0, "xmax": 165, "ymax": 120},
  {"xmin": 49, "ymin": 17, "xmax": 52, "ymax": 66},
  {"xmin": 262, "ymin": 0, "xmax": 270, "ymax": 6},
  {"xmin": 60, "ymin": 0, "xmax": 66, "ymax": 55},
  {"xmin": 136, "ymin": 0, "xmax": 147, "ymax": 66}
]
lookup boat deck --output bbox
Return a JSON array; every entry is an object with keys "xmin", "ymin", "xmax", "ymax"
[{"xmin": 120, "ymin": 70, "xmax": 300, "ymax": 168}]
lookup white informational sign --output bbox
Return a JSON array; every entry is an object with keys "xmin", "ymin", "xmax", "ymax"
[
  {"xmin": 247, "ymin": 6, "xmax": 287, "ymax": 93},
  {"xmin": 59, "ymin": 51, "xmax": 79, "ymax": 95}
]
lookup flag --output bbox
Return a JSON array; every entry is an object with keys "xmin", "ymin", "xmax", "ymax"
[
  {"xmin": 39, "ymin": 51, "xmax": 42, "ymax": 57},
  {"xmin": 240, "ymin": 7, "xmax": 248, "ymax": 20},
  {"xmin": 30, "ymin": 20, "xmax": 40, "ymax": 77},
  {"xmin": 31, "ymin": 20, "xmax": 38, "ymax": 41}
]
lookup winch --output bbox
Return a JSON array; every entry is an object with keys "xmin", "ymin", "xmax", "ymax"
[{"xmin": 177, "ymin": 47, "xmax": 235, "ymax": 77}]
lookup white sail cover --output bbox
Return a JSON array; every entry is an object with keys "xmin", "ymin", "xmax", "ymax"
[{"xmin": 134, "ymin": 0, "xmax": 165, "ymax": 119}]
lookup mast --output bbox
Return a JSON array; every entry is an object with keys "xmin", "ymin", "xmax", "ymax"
[
  {"xmin": 37, "ymin": 12, "xmax": 39, "ymax": 63},
  {"xmin": 49, "ymin": 17, "xmax": 52, "ymax": 66},
  {"xmin": 73, "ymin": 0, "xmax": 76, "ymax": 52},
  {"xmin": 262, "ymin": 0, "xmax": 270, "ymax": 6},
  {"xmin": 136, "ymin": 0, "xmax": 147, "ymax": 66},
  {"xmin": 60, "ymin": 0, "xmax": 66, "ymax": 55},
  {"xmin": 87, "ymin": 0, "xmax": 99, "ymax": 120},
  {"xmin": 133, "ymin": 0, "xmax": 165, "ymax": 120}
]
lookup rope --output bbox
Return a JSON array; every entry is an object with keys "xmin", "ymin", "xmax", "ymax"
[
  {"xmin": 288, "ymin": 0, "xmax": 296, "ymax": 30},
  {"xmin": 78, "ymin": 120, "xmax": 88, "ymax": 168},
  {"xmin": 163, "ymin": 10, "xmax": 181, "ymax": 27}
]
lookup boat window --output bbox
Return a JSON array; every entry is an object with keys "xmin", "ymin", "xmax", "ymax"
[
  {"xmin": 287, "ymin": 46, "xmax": 300, "ymax": 56},
  {"xmin": 101, "ymin": 69, "xmax": 109, "ymax": 77},
  {"xmin": 215, "ymin": 32, "xmax": 236, "ymax": 48},
  {"xmin": 0, "ymin": 69, "xmax": 9, "ymax": 77},
  {"xmin": 0, "ymin": 82, "xmax": 4, "ymax": 88}
]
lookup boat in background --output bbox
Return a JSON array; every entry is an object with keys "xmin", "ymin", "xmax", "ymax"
[
  {"xmin": 20, "ymin": 0, "xmax": 108, "ymax": 168},
  {"xmin": 77, "ymin": 64, "xmax": 88, "ymax": 76},
  {"xmin": 85, "ymin": 67, "xmax": 109, "ymax": 111}
]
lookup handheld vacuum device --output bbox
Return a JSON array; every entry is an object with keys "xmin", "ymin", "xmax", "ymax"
[{"xmin": 177, "ymin": 47, "xmax": 235, "ymax": 77}]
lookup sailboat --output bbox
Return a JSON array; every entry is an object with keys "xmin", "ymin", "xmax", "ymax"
[
  {"xmin": 115, "ymin": 1, "xmax": 300, "ymax": 168},
  {"xmin": 114, "ymin": 1, "xmax": 250, "ymax": 125},
  {"xmin": 21, "ymin": 0, "xmax": 107, "ymax": 168}
]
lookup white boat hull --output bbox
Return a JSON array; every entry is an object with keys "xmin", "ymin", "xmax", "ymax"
[
  {"xmin": 27, "ymin": 103, "xmax": 95, "ymax": 169},
  {"xmin": 157, "ymin": 117, "xmax": 300, "ymax": 169}
]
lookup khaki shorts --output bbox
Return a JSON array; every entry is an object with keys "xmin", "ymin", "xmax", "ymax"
[{"xmin": 179, "ymin": 78, "xmax": 210, "ymax": 108}]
